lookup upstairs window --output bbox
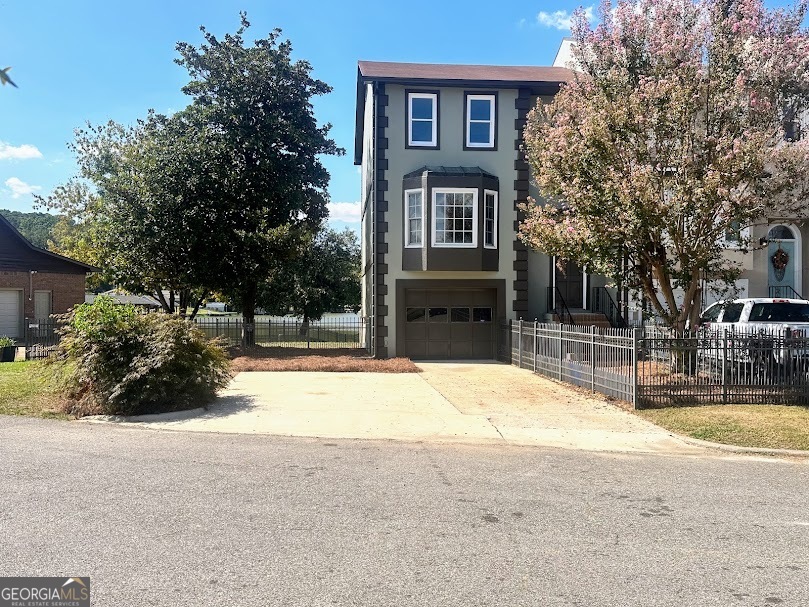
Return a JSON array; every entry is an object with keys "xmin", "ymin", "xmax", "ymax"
[
  {"xmin": 407, "ymin": 92, "xmax": 438, "ymax": 148},
  {"xmin": 405, "ymin": 189, "xmax": 423, "ymax": 247},
  {"xmin": 433, "ymin": 189, "xmax": 477, "ymax": 247},
  {"xmin": 483, "ymin": 190, "xmax": 498, "ymax": 248},
  {"xmin": 465, "ymin": 93, "xmax": 496, "ymax": 149}
]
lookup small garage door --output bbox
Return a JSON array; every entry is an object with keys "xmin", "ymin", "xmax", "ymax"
[
  {"xmin": 0, "ymin": 290, "xmax": 21, "ymax": 338},
  {"xmin": 403, "ymin": 288, "xmax": 496, "ymax": 359}
]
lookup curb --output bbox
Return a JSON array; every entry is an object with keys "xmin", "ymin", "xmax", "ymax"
[
  {"xmin": 81, "ymin": 407, "xmax": 207, "ymax": 424},
  {"xmin": 673, "ymin": 434, "xmax": 809, "ymax": 458}
]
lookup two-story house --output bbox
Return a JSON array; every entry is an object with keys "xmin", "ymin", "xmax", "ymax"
[{"xmin": 355, "ymin": 61, "xmax": 590, "ymax": 359}]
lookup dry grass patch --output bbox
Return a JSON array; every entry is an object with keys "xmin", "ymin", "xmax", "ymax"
[
  {"xmin": 230, "ymin": 347, "xmax": 418, "ymax": 373},
  {"xmin": 0, "ymin": 361, "xmax": 67, "ymax": 419},
  {"xmin": 638, "ymin": 404, "xmax": 809, "ymax": 451}
]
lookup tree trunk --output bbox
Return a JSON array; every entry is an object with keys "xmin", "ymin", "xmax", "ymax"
[
  {"xmin": 299, "ymin": 315, "xmax": 310, "ymax": 338},
  {"xmin": 241, "ymin": 282, "xmax": 257, "ymax": 348},
  {"xmin": 188, "ymin": 292, "xmax": 207, "ymax": 321}
]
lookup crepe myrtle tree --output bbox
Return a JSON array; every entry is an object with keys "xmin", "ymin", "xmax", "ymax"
[{"xmin": 520, "ymin": 0, "xmax": 809, "ymax": 331}]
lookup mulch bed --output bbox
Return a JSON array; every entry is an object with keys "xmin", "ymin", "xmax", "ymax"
[{"xmin": 229, "ymin": 347, "xmax": 418, "ymax": 373}]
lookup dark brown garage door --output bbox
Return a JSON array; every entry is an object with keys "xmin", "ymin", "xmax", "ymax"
[{"xmin": 402, "ymin": 288, "xmax": 496, "ymax": 359}]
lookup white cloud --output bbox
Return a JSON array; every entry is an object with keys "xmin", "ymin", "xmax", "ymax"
[
  {"xmin": 0, "ymin": 142, "xmax": 43, "ymax": 160},
  {"xmin": 537, "ymin": 6, "xmax": 594, "ymax": 30},
  {"xmin": 5, "ymin": 177, "xmax": 42, "ymax": 198},
  {"xmin": 327, "ymin": 201, "xmax": 361, "ymax": 223}
]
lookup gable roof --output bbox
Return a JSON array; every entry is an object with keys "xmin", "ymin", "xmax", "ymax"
[
  {"xmin": 0, "ymin": 213, "xmax": 97, "ymax": 273},
  {"xmin": 355, "ymin": 61, "xmax": 576, "ymax": 164}
]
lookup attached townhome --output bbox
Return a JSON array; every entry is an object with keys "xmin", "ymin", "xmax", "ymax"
[
  {"xmin": 356, "ymin": 43, "xmax": 807, "ymax": 359},
  {"xmin": 355, "ymin": 59, "xmax": 612, "ymax": 360}
]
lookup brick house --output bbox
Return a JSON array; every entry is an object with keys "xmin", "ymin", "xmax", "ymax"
[{"xmin": 0, "ymin": 214, "xmax": 94, "ymax": 338}]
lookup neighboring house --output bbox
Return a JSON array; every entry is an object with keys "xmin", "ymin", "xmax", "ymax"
[
  {"xmin": 0, "ymin": 214, "xmax": 94, "ymax": 338},
  {"xmin": 85, "ymin": 290, "xmax": 161, "ymax": 309},
  {"xmin": 355, "ymin": 59, "xmax": 619, "ymax": 360}
]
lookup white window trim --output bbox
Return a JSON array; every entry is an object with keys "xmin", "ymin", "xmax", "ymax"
[
  {"xmin": 404, "ymin": 188, "xmax": 424, "ymax": 248},
  {"xmin": 720, "ymin": 224, "xmax": 751, "ymax": 249},
  {"xmin": 431, "ymin": 187, "xmax": 478, "ymax": 248},
  {"xmin": 408, "ymin": 92, "xmax": 438, "ymax": 147},
  {"xmin": 483, "ymin": 190, "xmax": 498, "ymax": 249},
  {"xmin": 466, "ymin": 94, "xmax": 496, "ymax": 148}
]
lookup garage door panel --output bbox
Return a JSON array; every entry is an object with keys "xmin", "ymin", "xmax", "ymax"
[
  {"xmin": 0, "ymin": 290, "xmax": 21, "ymax": 338},
  {"xmin": 402, "ymin": 287, "xmax": 496, "ymax": 360},
  {"xmin": 427, "ymin": 341, "xmax": 449, "ymax": 358},
  {"xmin": 427, "ymin": 323, "xmax": 450, "ymax": 340},
  {"xmin": 449, "ymin": 341, "xmax": 472, "ymax": 358},
  {"xmin": 405, "ymin": 341, "xmax": 427, "ymax": 359}
]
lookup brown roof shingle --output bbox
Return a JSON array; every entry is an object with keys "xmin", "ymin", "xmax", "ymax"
[{"xmin": 357, "ymin": 61, "xmax": 575, "ymax": 84}]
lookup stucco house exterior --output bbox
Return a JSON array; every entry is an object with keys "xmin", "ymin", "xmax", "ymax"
[
  {"xmin": 0, "ymin": 214, "xmax": 94, "ymax": 338},
  {"xmin": 355, "ymin": 60, "xmax": 620, "ymax": 359}
]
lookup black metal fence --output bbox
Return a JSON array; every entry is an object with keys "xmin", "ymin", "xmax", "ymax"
[
  {"xmin": 24, "ymin": 318, "xmax": 61, "ymax": 360},
  {"xmin": 193, "ymin": 316, "xmax": 369, "ymax": 349},
  {"xmin": 500, "ymin": 320, "xmax": 809, "ymax": 408},
  {"xmin": 637, "ymin": 326, "xmax": 809, "ymax": 407}
]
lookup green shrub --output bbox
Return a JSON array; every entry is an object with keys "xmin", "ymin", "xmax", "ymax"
[
  {"xmin": 53, "ymin": 296, "xmax": 232, "ymax": 417},
  {"xmin": 0, "ymin": 336, "xmax": 15, "ymax": 348}
]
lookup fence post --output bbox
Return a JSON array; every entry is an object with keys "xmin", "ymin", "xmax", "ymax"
[
  {"xmin": 721, "ymin": 329, "xmax": 728, "ymax": 405},
  {"xmin": 558, "ymin": 323, "xmax": 564, "ymax": 380},
  {"xmin": 590, "ymin": 325, "xmax": 596, "ymax": 393},
  {"xmin": 631, "ymin": 327, "xmax": 641, "ymax": 410},
  {"xmin": 518, "ymin": 319, "xmax": 523, "ymax": 369},
  {"xmin": 533, "ymin": 320, "xmax": 538, "ymax": 373}
]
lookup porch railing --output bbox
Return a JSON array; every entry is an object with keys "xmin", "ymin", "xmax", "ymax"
[{"xmin": 591, "ymin": 287, "xmax": 627, "ymax": 328}]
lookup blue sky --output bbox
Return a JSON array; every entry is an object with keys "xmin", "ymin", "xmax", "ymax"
[{"xmin": 0, "ymin": 0, "xmax": 782, "ymax": 232}]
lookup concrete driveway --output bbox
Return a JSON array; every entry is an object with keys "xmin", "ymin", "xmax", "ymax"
[{"xmin": 85, "ymin": 362, "xmax": 700, "ymax": 454}]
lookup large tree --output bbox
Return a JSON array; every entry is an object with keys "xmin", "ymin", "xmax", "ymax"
[
  {"xmin": 41, "ymin": 15, "xmax": 341, "ymax": 333},
  {"xmin": 257, "ymin": 228, "xmax": 361, "ymax": 334},
  {"xmin": 520, "ymin": 0, "xmax": 809, "ymax": 331},
  {"xmin": 173, "ymin": 14, "xmax": 342, "ymax": 342}
]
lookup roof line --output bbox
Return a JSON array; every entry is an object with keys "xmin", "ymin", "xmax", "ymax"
[{"xmin": 0, "ymin": 213, "xmax": 98, "ymax": 272}]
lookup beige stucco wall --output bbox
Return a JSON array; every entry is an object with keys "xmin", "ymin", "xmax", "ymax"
[{"xmin": 382, "ymin": 84, "xmax": 520, "ymax": 356}]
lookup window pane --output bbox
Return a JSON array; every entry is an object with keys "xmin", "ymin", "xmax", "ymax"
[
  {"xmin": 469, "ymin": 121, "xmax": 491, "ymax": 145},
  {"xmin": 409, "ymin": 219, "xmax": 422, "ymax": 245},
  {"xmin": 469, "ymin": 98, "xmax": 491, "ymax": 121},
  {"xmin": 411, "ymin": 97, "xmax": 433, "ymax": 120},
  {"xmin": 435, "ymin": 193, "xmax": 445, "ymax": 206},
  {"xmin": 451, "ymin": 307, "xmax": 471, "ymax": 322},
  {"xmin": 464, "ymin": 219, "xmax": 472, "ymax": 230},
  {"xmin": 463, "ymin": 233, "xmax": 473, "ymax": 243},
  {"xmin": 428, "ymin": 307, "xmax": 448, "ymax": 322},
  {"xmin": 721, "ymin": 303, "xmax": 744, "ymax": 323},
  {"xmin": 406, "ymin": 308, "xmax": 426, "ymax": 322},
  {"xmin": 411, "ymin": 120, "xmax": 433, "ymax": 143},
  {"xmin": 473, "ymin": 308, "xmax": 493, "ymax": 322}
]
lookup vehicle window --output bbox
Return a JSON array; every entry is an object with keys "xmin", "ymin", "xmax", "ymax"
[
  {"xmin": 749, "ymin": 303, "xmax": 809, "ymax": 322},
  {"xmin": 720, "ymin": 303, "xmax": 744, "ymax": 323},
  {"xmin": 699, "ymin": 304, "xmax": 722, "ymax": 323}
]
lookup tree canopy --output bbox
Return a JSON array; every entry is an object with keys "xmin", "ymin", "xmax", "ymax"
[
  {"xmin": 257, "ymin": 228, "xmax": 361, "ymax": 324},
  {"xmin": 40, "ymin": 15, "xmax": 343, "ymax": 332},
  {"xmin": 520, "ymin": 0, "xmax": 809, "ymax": 330},
  {"xmin": 0, "ymin": 209, "xmax": 60, "ymax": 248}
]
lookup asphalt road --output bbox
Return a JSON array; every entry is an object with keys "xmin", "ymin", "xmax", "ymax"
[{"xmin": 0, "ymin": 416, "xmax": 807, "ymax": 607}]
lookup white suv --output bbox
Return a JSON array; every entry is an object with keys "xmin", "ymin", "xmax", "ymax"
[{"xmin": 697, "ymin": 298, "xmax": 809, "ymax": 368}]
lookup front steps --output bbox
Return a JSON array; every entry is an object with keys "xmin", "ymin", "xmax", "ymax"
[{"xmin": 543, "ymin": 309, "xmax": 614, "ymax": 329}]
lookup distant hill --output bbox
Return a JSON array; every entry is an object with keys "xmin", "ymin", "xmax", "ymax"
[{"xmin": 0, "ymin": 209, "xmax": 60, "ymax": 249}]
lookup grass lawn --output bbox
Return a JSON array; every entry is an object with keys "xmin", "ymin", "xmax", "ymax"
[
  {"xmin": 638, "ymin": 405, "xmax": 809, "ymax": 451},
  {"xmin": 0, "ymin": 361, "xmax": 66, "ymax": 419}
]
